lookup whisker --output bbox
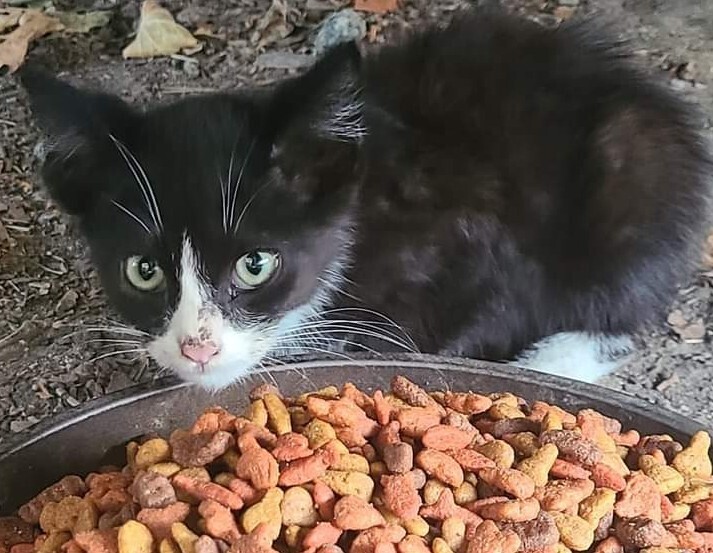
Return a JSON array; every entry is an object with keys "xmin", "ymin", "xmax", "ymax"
[
  {"xmin": 282, "ymin": 319, "xmax": 417, "ymax": 352},
  {"xmin": 111, "ymin": 200, "xmax": 152, "ymax": 235},
  {"xmin": 233, "ymin": 178, "xmax": 277, "ymax": 235},
  {"xmin": 109, "ymin": 135, "xmax": 163, "ymax": 233},
  {"xmin": 85, "ymin": 348, "xmax": 148, "ymax": 364},
  {"xmin": 228, "ymin": 138, "xmax": 257, "ymax": 230}
]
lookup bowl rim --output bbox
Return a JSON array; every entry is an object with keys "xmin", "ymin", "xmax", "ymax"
[{"xmin": 1, "ymin": 353, "xmax": 706, "ymax": 461}]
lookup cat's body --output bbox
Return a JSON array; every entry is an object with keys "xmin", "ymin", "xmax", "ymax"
[{"xmin": 22, "ymin": 12, "xmax": 711, "ymax": 387}]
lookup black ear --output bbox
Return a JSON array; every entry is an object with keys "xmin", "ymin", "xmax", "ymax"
[
  {"xmin": 270, "ymin": 42, "xmax": 366, "ymax": 144},
  {"xmin": 19, "ymin": 67, "xmax": 137, "ymax": 215}
]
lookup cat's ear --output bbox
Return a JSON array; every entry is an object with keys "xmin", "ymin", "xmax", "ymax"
[
  {"xmin": 270, "ymin": 42, "xmax": 366, "ymax": 144},
  {"xmin": 19, "ymin": 67, "xmax": 137, "ymax": 215}
]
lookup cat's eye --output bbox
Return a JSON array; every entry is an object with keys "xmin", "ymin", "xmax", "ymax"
[
  {"xmin": 124, "ymin": 255, "xmax": 166, "ymax": 292},
  {"xmin": 232, "ymin": 250, "xmax": 280, "ymax": 290}
]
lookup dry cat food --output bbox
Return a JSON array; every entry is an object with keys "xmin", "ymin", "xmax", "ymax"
[{"xmin": 3, "ymin": 376, "xmax": 713, "ymax": 553}]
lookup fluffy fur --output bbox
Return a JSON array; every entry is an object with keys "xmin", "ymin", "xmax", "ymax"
[{"xmin": 21, "ymin": 12, "xmax": 711, "ymax": 387}]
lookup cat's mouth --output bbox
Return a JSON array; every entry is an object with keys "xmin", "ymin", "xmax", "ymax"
[{"xmin": 146, "ymin": 316, "xmax": 278, "ymax": 390}]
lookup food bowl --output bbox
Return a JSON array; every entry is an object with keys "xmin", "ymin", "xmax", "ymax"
[{"xmin": 0, "ymin": 353, "xmax": 707, "ymax": 516}]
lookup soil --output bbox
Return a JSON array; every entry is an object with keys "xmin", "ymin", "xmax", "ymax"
[{"xmin": 0, "ymin": 0, "xmax": 712, "ymax": 446}]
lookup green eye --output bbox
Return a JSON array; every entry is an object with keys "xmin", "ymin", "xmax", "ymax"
[
  {"xmin": 125, "ymin": 255, "xmax": 165, "ymax": 292},
  {"xmin": 233, "ymin": 250, "xmax": 280, "ymax": 290}
]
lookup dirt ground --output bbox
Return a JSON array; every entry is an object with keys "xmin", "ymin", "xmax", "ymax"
[{"xmin": 1, "ymin": 0, "xmax": 712, "ymax": 447}]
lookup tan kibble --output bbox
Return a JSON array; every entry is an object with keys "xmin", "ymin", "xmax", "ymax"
[
  {"xmin": 135, "ymin": 438, "xmax": 172, "ymax": 470},
  {"xmin": 517, "ymin": 444, "xmax": 558, "ymax": 488},
  {"xmin": 304, "ymin": 419, "xmax": 337, "ymax": 449},
  {"xmin": 118, "ymin": 520, "xmax": 153, "ymax": 553},
  {"xmin": 453, "ymin": 481, "xmax": 478, "ymax": 505},
  {"xmin": 476, "ymin": 440, "xmax": 515, "ymax": 469},
  {"xmin": 441, "ymin": 517, "xmax": 465, "ymax": 551},
  {"xmin": 247, "ymin": 399, "xmax": 268, "ymax": 427},
  {"xmin": 424, "ymin": 479, "xmax": 447, "ymax": 505},
  {"xmin": 264, "ymin": 393, "xmax": 292, "ymax": 435}
]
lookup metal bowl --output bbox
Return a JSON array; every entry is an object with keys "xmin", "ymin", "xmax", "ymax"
[{"xmin": 0, "ymin": 354, "xmax": 707, "ymax": 515}]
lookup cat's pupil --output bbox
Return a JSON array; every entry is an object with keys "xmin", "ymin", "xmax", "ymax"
[
  {"xmin": 138, "ymin": 258, "xmax": 157, "ymax": 281},
  {"xmin": 245, "ymin": 252, "xmax": 264, "ymax": 276}
]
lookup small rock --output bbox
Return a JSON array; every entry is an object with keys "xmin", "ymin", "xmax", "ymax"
[
  {"xmin": 314, "ymin": 9, "xmax": 366, "ymax": 55},
  {"xmin": 182, "ymin": 60, "xmax": 201, "ymax": 78},
  {"xmin": 256, "ymin": 51, "xmax": 314, "ymax": 70},
  {"xmin": 55, "ymin": 290, "xmax": 79, "ymax": 313},
  {"xmin": 680, "ymin": 322, "xmax": 706, "ymax": 344},
  {"xmin": 10, "ymin": 416, "xmax": 39, "ymax": 433},
  {"xmin": 558, "ymin": 0, "xmax": 579, "ymax": 5},
  {"xmin": 667, "ymin": 309, "xmax": 687, "ymax": 328}
]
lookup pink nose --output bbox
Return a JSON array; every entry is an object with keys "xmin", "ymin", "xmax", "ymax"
[{"xmin": 180, "ymin": 341, "xmax": 220, "ymax": 365}]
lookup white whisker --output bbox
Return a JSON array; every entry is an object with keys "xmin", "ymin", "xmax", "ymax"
[
  {"xmin": 85, "ymin": 348, "xmax": 148, "ymax": 364},
  {"xmin": 228, "ymin": 139, "xmax": 257, "ymax": 230},
  {"xmin": 111, "ymin": 200, "xmax": 152, "ymax": 235},
  {"xmin": 109, "ymin": 134, "xmax": 163, "ymax": 233}
]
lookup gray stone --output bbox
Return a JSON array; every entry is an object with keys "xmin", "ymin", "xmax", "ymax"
[{"xmin": 314, "ymin": 9, "xmax": 366, "ymax": 55}]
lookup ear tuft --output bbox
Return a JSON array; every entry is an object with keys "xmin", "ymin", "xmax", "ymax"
[{"xmin": 271, "ymin": 42, "xmax": 366, "ymax": 143}]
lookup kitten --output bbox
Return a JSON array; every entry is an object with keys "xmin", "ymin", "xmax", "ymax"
[{"xmin": 21, "ymin": 12, "xmax": 711, "ymax": 388}]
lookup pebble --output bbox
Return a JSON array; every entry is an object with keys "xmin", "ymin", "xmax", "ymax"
[
  {"xmin": 558, "ymin": 0, "xmax": 579, "ymax": 5},
  {"xmin": 182, "ymin": 60, "xmax": 201, "ymax": 79},
  {"xmin": 314, "ymin": 9, "xmax": 366, "ymax": 55},
  {"xmin": 10, "ymin": 416, "xmax": 39, "ymax": 434},
  {"xmin": 55, "ymin": 290, "xmax": 79, "ymax": 313}
]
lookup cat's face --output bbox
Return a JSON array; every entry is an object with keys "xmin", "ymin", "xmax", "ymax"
[{"xmin": 21, "ymin": 45, "xmax": 365, "ymax": 388}]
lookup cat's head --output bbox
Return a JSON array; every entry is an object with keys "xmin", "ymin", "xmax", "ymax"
[{"xmin": 21, "ymin": 44, "xmax": 366, "ymax": 388}]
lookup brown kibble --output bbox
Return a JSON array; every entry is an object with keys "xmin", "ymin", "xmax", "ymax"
[
  {"xmin": 19, "ymin": 476, "xmax": 86, "ymax": 524},
  {"xmin": 169, "ymin": 430, "xmax": 232, "ymax": 468},
  {"xmin": 383, "ymin": 443, "xmax": 414, "ymax": 474},
  {"xmin": 540, "ymin": 430, "xmax": 603, "ymax": 467},
  {"xmin": 130, "ymin": 471, "xmax": 176, "ymax": 509},
  {"xmin": 614, "ymin": 517, "xmax": 672, "ymax": 549},
  {"xmin": 391, "ymin": 376, "xmax": 443, "ymax": 413}
]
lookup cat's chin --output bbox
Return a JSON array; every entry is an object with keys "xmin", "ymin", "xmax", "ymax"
[{"xmin": 173, "ymin": 365, "xmax": 251, "ymax": 391}]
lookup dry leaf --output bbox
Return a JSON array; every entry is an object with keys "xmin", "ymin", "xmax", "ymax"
[
  {"xmin": 353, "ymin": 0, "xmax": 400, "ymax": 14},
  {"xmin": 0, "ymin": 8, "xmax": 24, "ymax": 33},
  {"xmin": 251, "ymin": 0, "xmax": 300, "ymax": 47},
  {"xmin": 57, "ymin": 10, "xmax": 112, "ymax": 34},
  {"xmin": 122, "ymin": 0, "xmax": 198, "ymax": 59},
  {"xmin": 0, "ymin": 9, "xmax": 63, "ymax": 73},
  {"xmin": 194, "ymin": 24, "xmax": 224, "ymax": 40}
]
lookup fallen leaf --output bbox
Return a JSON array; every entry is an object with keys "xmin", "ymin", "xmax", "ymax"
[
  {"xmin": 251, "ymin": 0, "xmax": 301, "ymax": 47},
  {"xmin": 193, "ymin": 23, "xmax": 224, "ymax": 40},
  {"xmin": 0, "ymin": 9, "xmax": 63, "ymax": 73},
  {"xmin": 353, "ymin": 0, "xmax": 399, "ymax": 14},
  {"xmin": 122, "ymin": 0, "xmax": 198, "ymax": 59},
  {"xmin": 57, "ymin": 10, "xmax": 112, "ymax": 34},
  {"xmin": 0, "ymin": 7, "xmax": 24, "ymax": 33}
]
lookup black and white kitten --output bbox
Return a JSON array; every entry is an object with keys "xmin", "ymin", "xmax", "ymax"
[{"xmin": 21, "ymin": 12, "xmax": 711, "ymax": 388}]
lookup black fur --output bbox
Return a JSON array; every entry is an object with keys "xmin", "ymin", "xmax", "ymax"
[{"xmin": 21, "ymin": 12, "xmax": 712, "ymax": 379}]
